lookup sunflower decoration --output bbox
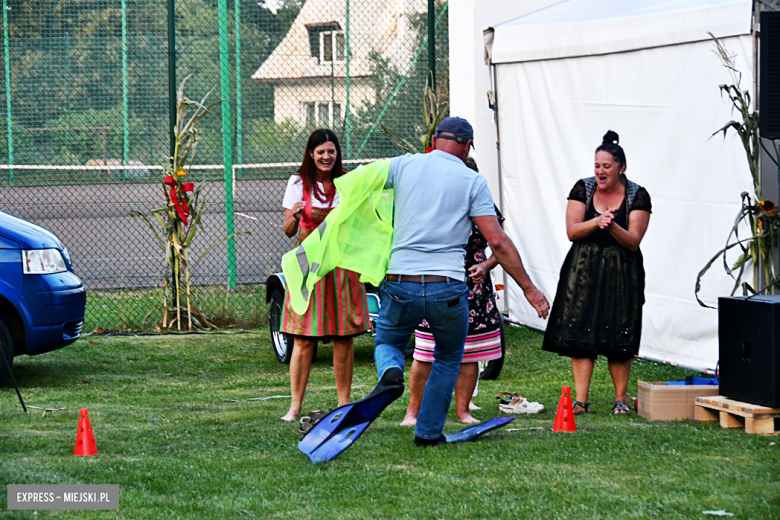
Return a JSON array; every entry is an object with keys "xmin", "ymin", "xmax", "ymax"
[
  {"xmin": 697, "ymin": 35, "xmax": 780, "ymax": 306},
  {"xmin": 758, "ymin": 200, "xmax": 777, "ymax": 216},
  {"xmin": 758, "ymin": 200, "xmax": 780, "ymax": 238}
]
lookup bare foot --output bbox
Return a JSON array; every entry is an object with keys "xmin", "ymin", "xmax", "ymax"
[
  {"xmin": 400, "ymin": 414, "xmax": 417, "ymax": 427},
  {"xmin": 280, "ymin": 410, "xmax": 300, "ymax": 422},
  {"xmin": 458, "ymin": 414, "xmax": 481, "ymax": 425}
]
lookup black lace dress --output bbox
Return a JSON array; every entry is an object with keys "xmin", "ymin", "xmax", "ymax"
[{"xmin": 542, "ymin": 179, "xmax": 652, "ymax": 362}]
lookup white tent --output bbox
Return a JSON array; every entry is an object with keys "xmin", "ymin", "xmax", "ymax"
[{"xmin": 483, "ymin": 0, "xmax": 756, "ymax": 371}]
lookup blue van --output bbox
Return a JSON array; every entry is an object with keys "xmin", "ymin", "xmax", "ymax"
[{"xmin": 0, "ymin": 210, "xmax": 86, "ymax": 383}]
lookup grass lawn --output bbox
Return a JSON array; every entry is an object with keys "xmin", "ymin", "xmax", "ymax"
[{"xmin": 1, "ymin": 325, "xmax": 778, "ymax": 519}]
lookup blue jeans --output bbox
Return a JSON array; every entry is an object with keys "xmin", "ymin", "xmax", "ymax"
[{"xmin": 374, "ymin": 277, "xmax": 470, "ymax": 439}]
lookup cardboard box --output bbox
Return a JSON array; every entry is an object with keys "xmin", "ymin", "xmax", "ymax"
[{"xmin": 637, "ymin": 380, "xmax": 720, "ymax": 421}]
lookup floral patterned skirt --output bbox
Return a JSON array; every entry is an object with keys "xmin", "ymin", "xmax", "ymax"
[{"xmin": 413, "ymin": 272, "xmax": 502, "ymax": 363}]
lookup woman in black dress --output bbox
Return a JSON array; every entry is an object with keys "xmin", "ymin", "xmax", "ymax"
[{"xmin": 542, "ymin": 131, "xmax": 651, "ymax": 415}]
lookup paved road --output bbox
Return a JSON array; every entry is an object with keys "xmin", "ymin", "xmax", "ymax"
[{"xmin": 0, "ymin": 179, "xmax": 296, "ymax": 290}]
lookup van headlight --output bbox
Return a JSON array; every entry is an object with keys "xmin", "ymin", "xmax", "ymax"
[{"xmin": 22, "ymin": 249, "xmax": 67, "ymax": 274}]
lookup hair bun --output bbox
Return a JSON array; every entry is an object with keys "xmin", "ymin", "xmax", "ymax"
[{"xmin": 602, "ymin": 130, "xmax": 619, "ymax": 145}]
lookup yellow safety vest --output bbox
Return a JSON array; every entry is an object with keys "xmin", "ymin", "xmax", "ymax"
[{"xmin": 282, "ymin": 160, "xmax": 394, "ymax": 315}]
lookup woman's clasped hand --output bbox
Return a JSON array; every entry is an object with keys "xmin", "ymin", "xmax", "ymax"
[{"xmin": 596, "ymin": 206, "xmax": 620, "ymax": 229}]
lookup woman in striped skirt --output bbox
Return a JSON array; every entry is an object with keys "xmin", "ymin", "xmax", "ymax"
[{"xmin": 280, "ymin": 129, "xmax": 369, "ymax": 422}]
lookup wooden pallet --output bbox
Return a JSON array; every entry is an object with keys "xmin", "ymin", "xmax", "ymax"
[{"xmin": 694, "ymin": 395, "xmax": 780, "ymax": 434}]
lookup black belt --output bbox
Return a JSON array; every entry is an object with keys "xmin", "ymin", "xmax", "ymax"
[{"xmin": 386, "ymin": 274, "xmax": 459, "ymax": 283}]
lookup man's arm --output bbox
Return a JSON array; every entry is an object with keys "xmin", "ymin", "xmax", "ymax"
[{"xmin": 472, "ymin": 215, "xmax": 550, "ymax": 319}]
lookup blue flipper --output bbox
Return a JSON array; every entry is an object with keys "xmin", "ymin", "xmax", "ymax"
[
  {"xmin": 298, "ymin": 369, "xmax": 404, "ymax": 463},
  {"xmin": 305, "ymin": 420, "xmax": 372, "ymax": 463},
  {"xmin": 444, "ymin": 416, "xmax": 515, "ymax": 444},
  {"xmin": 297, "ymin": 404, "xmax": 356, "ymax": 455},
  {"xmin": 297, "ymin": 391, "xmax": 397, "ymax": 456}
]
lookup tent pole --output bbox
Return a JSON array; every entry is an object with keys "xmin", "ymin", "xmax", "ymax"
[{"xmin": 491, "ymin": 63, "xmax": 509, "ymax": 318}]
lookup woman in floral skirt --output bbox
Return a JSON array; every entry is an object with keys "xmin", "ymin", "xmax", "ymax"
[{"xmin": 401, "ymin": 157, "xmax": 518, "ymax": 426}]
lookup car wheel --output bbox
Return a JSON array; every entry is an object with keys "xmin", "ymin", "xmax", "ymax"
[
  {"xmin": 479, "ymin": 316, "xmax": 506, "ymax": 381},
  {"xmin": 0, "ymin": 319, "xmax": 14, "ymax": 385},
  {"xmin": 269, "ymin": 288, "xmax": 319, "ymax": 364},
  {"xmin": 269, "ymin": 288, "xmax": 294, "ymax": 364}
]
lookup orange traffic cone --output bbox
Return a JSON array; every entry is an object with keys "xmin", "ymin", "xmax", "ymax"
[
  {"xmin": 552, "ymin": 386, "xmax": 577, "ymax": 432},
  {"xmin": 74, "ymin": 408, "xmax": 98, "ymax": 456}
]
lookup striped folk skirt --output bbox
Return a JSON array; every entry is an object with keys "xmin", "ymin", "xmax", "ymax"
[
  {"xmin": 413, "ymin": 327, "xmax": 502, "ymax": 363},
  {"xmin": 281, "ymin": 266, "xmax": 370, "ymax": 339}
]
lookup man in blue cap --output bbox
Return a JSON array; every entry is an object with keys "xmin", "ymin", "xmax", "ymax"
[
  {"xmin": 371, "ymin": 116, "xmax": 549, "ymax": 446},
  {"xmin": 298, "ymin": 117, "xmax": 549, "ymax": 460}
]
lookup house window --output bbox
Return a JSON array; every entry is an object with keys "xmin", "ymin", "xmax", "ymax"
[
  {"xmin": 318, "ymin": 103, "xmax": 330, "ymax": 126},
  {"xmin": 303, "ymin": 102, "xmax": 342, "ymax": 127},
  {"xmin": 304, "ymin": 103, "xmax": 316, "ymax": 125},
  {"xmin": 320, "ymin": 31, "xmax": 346, "ymax": 64},
  {"xmin": 305, "ymin": 22, "xmax": 341, "ymax": 61},
  {"xmin": 336, "ymin": 33, "xmax": 345, "ymax": 61}
]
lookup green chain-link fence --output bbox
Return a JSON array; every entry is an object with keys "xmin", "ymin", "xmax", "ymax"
[{"xmin": 0, "ymin": 0, "xmax": 448, "ymax": 331}]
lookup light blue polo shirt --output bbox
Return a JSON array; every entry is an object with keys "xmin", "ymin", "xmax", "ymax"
[{"xmin": 385, "ymin": 150, "xmax": 496, "ymax": 281}]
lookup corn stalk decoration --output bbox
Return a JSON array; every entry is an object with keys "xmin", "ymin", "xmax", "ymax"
[
  {"xmin": 131, "ymin": 76, "xmax": 249, "ymax": 330},
  {"xmin": 380, "ymin": 67, "xmax": 449, "ymax": 154},
  {"xmin": 695, "ymin": 35, "xmax": 780, "ymax": 307}
]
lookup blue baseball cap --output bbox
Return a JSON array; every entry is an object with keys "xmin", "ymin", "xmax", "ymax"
[{"xmin": 435, "ymin": 116, "xmax": 474, "ymax": 149}]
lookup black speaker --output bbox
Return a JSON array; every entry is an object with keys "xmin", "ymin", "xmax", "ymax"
[
  {"xmin": 760, "ymin": 11, "xmax": 780, "ymax": 139},
  {"xmin": 718, "ymin": 296, "xmax": 780, "ymax": 407}
]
